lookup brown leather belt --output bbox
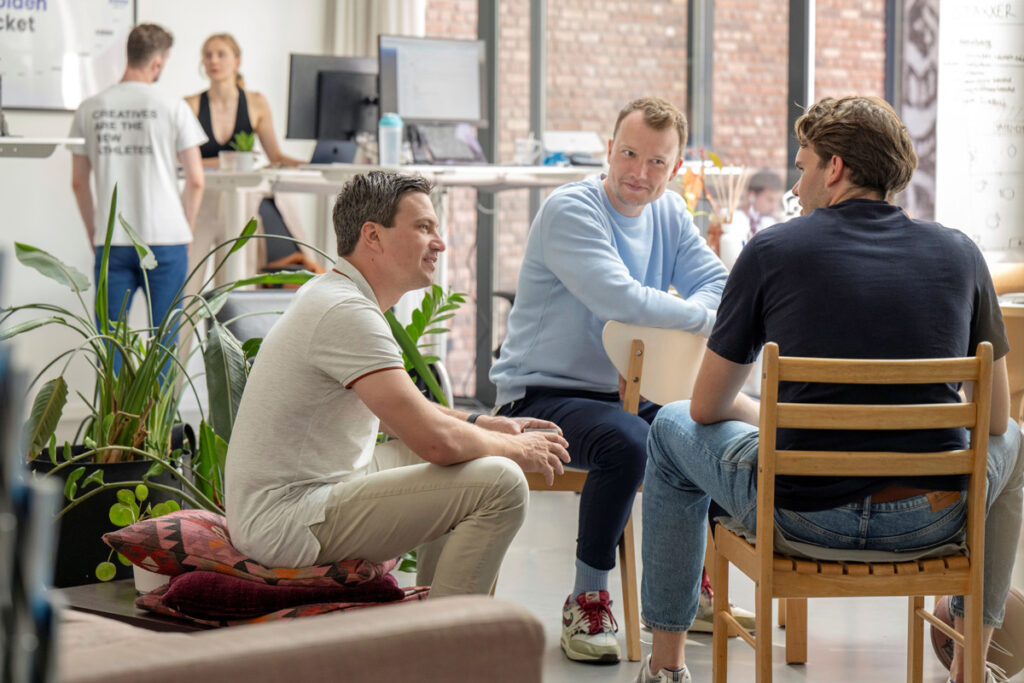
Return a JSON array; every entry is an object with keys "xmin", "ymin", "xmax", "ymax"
[
  {"xmin": 871, "ymin": 485, "xmax": 932, "ymax": 503},
  {"xmin": 871, "ymin": 485, "xmax": 962, "ymax": 512}
]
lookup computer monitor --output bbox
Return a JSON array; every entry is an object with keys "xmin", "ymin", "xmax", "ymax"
[
  {"xmin": 377, "ymin": 35, "xmax": 488, "ymax": 128},
  {"xmin": 286, "ymin": 54, "xmax": 377, "ymax": 141}
]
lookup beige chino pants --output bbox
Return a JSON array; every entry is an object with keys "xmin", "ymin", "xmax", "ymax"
[{"xmin": 310, "ymin": 441, "xmax": 528, "ymax": 598}]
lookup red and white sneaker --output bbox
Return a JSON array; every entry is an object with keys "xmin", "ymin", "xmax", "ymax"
[{"xmin": 560, "ymin": 590, "xmax": 620, "ymax": 663}]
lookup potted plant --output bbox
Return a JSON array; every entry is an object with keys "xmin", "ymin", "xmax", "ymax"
[
  {"xmin": 219, "ymin": 131, "xmax": 257, "ymax": 171},
  {"xmin": 1, "ymin": 186, "xmax": 320, "ymax": 585}
]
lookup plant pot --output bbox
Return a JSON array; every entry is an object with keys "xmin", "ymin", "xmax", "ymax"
[
  {"xmin": 31, "ymin": 452, "xmax": 182, "ymax": 587},
  {"xmin": 132, "ymin": 565, "xmax": 169, "ymax": 594},
  {"xmin": 218, "ymin": 150, "xmax": 256, "ymax": 171}
]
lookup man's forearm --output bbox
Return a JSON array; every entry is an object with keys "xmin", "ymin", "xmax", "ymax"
[
  {"xmin": 181, "ymin": 183, "xmax": 203, "ymax": 231},
  {"xmin": 72, "ymin": 187, "xmax": 96, "ymax": 245}
]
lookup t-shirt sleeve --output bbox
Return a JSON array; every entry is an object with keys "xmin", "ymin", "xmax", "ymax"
[
  {"xmin": 969, "ymin": 244, "xmax": 1009, "ymax": 360},
  {"xmin": 308, "ymin": 299, "xmax": 405, "ymax": 388},
  {"xmin": 175, "ymin": 100, "xmax": 209, "ymax": 152},
  {"xmin": 706, "ymin": 237, "xmax": 766, "ymax": 365}
]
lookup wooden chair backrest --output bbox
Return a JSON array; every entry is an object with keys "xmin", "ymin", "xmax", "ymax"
[{"xmin": 755, "ymin": 341, "xmax": 993, "ymax": 580}]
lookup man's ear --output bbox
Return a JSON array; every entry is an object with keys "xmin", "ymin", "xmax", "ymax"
[
  {"xmin": 360, "ymin": 221, "xmax": 385, "ymax": 254},
  {"xmin": 825, "ymin": 154, "xmax": 845, "ymax": 187},
  {"xmin": 670, "ymin": 157, "xmax": 684, "ymax": 179}
]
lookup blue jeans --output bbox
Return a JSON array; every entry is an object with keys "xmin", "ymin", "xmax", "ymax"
[
  {"xmin": 640, "ymin": 400, "xmax": 1023, "ymax": 631},
  {"xmin": 94, "ymin": 245, "xmax": 189, "ymax": 374},
  {"xmin": 497, "ymin": 387, "xmax": 661, "ymax": 570}
]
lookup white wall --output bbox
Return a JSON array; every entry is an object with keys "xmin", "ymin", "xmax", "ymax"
[{"xmin": 0, "ymin": 0, "xmax": 329, "ymax": 429}]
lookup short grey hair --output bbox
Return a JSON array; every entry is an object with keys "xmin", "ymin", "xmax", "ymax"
[{"xmin": 332, "ymin": 171, "xmax": 434, "ymax": 256}]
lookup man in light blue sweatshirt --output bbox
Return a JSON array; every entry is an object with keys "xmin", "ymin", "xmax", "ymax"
[{"xmin": 490, "ymin": 96, "xmax": 732, "ymax": 664}]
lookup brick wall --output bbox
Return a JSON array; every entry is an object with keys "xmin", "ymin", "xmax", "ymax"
[{"xmin": 424, "ymin": 0, "xmax": 885, "ymax": 399}]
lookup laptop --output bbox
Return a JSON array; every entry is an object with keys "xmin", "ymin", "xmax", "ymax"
[{"xmin": 310, "ymin": 139, "xmax": 359, "ymax": 164}]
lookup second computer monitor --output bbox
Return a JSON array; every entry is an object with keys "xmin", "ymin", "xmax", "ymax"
[
  {"xmin": 286, "ymin": 54, "xmax": 378, "ymax": 141},
  {"xmin": 377, "ymin": 35, "xmax": 488, "ymax": 128}
]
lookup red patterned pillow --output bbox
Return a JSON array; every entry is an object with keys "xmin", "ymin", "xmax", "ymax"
[{"xmin": 103, "ymin": 509, "xmax": 396, "ymax": 586}]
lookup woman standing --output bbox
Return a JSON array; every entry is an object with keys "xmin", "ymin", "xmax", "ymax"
[
  {"xmin": 185, "ymin": 33, "xmax": 302, "ymax": 168},
  {"xmin": 184, "ymin": 32, "xmax": 321, "ymax": 297}
]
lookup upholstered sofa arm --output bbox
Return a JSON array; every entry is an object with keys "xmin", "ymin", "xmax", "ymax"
[{"xmin": 59, "ymin": 596, "xmax": 545, "ymax": 683}]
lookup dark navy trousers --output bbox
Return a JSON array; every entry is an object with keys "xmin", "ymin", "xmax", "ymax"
[{"xmin": 497, "ymin": 387, "xmax": 661, "ymax": 570}]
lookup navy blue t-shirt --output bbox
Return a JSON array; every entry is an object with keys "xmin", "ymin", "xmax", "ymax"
[{"xmin": 708, "ymin": 199, "xmax": 1008, "ymax": 511}]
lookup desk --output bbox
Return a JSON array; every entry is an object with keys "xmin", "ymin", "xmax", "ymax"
[
  {"xmin": 0, "ymin": 136, "xmax": 83, "ymax": 158},
  {"xmin": 203, "ymin": 164, "xmax": 594, "ymax": 398},
  {"xmin": 1001, "ymin": 298, "xmax": 1024, "ymax": 424}
]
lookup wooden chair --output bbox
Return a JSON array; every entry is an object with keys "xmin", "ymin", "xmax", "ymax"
[
  {"xmin": 521, "ymin": 321, "xmax": 707, "ymax": 662},
  {"xmin": 710, "ymin": 342, "xmax": 993, "ymax": 683}
]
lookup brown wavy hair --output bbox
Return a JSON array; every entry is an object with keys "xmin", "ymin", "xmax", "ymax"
[{"xmin": 795, "ymin": 96, "xmax": 917, "ymax": 201}]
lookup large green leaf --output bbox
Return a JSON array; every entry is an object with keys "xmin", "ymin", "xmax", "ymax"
[
  {"xmin": 203, "ymin": 321, "xmax": 248, "ymax": 442},
  {"xmin": 194, "ymin": 420, "xmax": 229, "ymax": 505},
  {"xmin": 118, "ymin": 215, "xmax": 157, "ymax": 270},
  {"xmin": 23, "ymin": 377, "xmax": 68, "ymax": 461},
  {"xmin": 14, "ymin": 243, "xmax": 90, "ymax": 293},
  {"xmin": 227, "ymin": 218, "xmax": 260, "ymax": 255},
  {"xmin": 386, "ymin": 311, "xmax": 448, "ymax": 406}
]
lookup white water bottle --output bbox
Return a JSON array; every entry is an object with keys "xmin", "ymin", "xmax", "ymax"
[{"xmin": 378, "ymin": 112, "xmax": 404, "ymax": 166}]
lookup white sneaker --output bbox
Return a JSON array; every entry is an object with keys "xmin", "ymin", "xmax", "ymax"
[
  {"xmin": 689, "ymin": 586, "xmax": 755, "ymax": 634},
  {"xmin": 560, "ymin": 591, "xmax": 621, "ymax": 663},
  {"xmin": 634, "ymin": 655, "xmax": 691, "ymax": 683},
  {"xmin": 947, "ymin": 662, "xmax": 1006, "ymax": 683}
]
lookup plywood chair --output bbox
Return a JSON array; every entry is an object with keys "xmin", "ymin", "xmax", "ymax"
[
  {"xmin": 711, "ymin": 342, "xmax": 993, "ymax": 683},
  {"xmin": 520, "ymin": 321, "xmax": 707, "ymax": 662}
]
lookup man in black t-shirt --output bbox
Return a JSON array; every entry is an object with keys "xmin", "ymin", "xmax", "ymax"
[{"xmin": 634, "ymin": 96, "xmax": 1023, "ymax": 683}]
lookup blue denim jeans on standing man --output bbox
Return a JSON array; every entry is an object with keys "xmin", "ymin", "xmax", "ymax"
[
  {"xmin": 640, "ymin": 400, "xmax": 1023, "ymax": 632},
  {"xmin": 94, "ymin": 245, "xmax": 189, "ymax": 376}
]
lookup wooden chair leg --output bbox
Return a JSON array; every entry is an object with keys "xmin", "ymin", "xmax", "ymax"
[
  {"xmin": 755, "ymin": 584, "xmax": 774, "ymax": 683},
  {"xmin": 778, "ymin": 598, "xmax": 787, "ymax": 627},
  {"xmin": 964, "ymin": 594, "xmax": 984, "ymax": 683},
  {"xmin": 907, "ymin": 596, "xmax": 924, "ymax": 683},
  {"xmin": 784, "ymin": 598, "xmax": 807, "ymax": 664},
  {"xmin": 711, "ymin": 533, "xmax": 730, "ymax": 683},
  {"xmin": 618, "ymin": 515, "xmax": 642, "ymax": 662}
]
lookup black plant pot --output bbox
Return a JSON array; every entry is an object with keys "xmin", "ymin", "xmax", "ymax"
[{"xmin": 31, "ymin": 446, "xmax": 182, "ymax": 588}]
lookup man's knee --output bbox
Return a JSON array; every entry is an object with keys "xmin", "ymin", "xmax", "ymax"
[
  {"xmin": 469, "ymin": 456, "xmax": 529, "ymax": 516},
  {"xmin": 648, "ymin": 401, "xmax": 696, "ymax": 464}
]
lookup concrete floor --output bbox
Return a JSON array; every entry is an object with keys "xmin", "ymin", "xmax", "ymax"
[{"xmin": 401, "ymin": 490, "xmax": 1024, "ymax": 683}]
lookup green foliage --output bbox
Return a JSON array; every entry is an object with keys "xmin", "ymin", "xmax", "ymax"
[
  {"xmin": 1, "ymin": 186, "xmax": 327, "ymax": 520},
  {"xmin": 228, "ymin": 131, "xmax": 256, "ymax": 152},
  {"xmin": 96, "ymin": 484, "xmax": 181, "ymax": 581},
  {"xmin": 384, "ymin": 285, "xmax": 465, "ymax": 406}
]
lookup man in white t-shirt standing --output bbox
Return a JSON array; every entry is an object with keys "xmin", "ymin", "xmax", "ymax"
[
  {"xmin": 225, "ymin": 171, "xmax": 571, "ymax": 597},
  {"xmin": 69, "ymin": 23, "xmax": 206, "ymax": 349}
]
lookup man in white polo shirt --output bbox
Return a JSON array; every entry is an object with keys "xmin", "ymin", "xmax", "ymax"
[
  {"xmin": 225, "ymin": 171, "xmax": 571, "ymax": 597},
  {"xmin": 69, "ymin": 23, "xmax": 206, "ymax": 351}
]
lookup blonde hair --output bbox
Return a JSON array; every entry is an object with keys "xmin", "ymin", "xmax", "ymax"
[{"xmin": 201, "ymin": 33, "xmax": 245, "ymax": 89}]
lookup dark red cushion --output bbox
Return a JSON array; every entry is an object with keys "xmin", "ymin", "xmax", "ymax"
[
  {"xmin": 162, "ymin": 570, "xmax": 405, "ymax": 620},
  {"xmin": 103, "ymin": 509, "xmax": 395, "ymax": 586}
]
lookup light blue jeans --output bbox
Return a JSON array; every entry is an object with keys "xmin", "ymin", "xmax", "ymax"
[{"xmin": 640, "ymin": 401, "xmax": 1023, "ymax": 631}]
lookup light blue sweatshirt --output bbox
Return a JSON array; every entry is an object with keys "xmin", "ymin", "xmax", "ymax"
[{"xmin": 491, "ymin": 174, "xmax": 729, "ymax": 406}]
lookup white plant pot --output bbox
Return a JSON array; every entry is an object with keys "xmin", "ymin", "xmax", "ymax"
[
  {"xmin": 218, "ymin": 150, "xmax": 256, "ymax": 171},
  {"xmin": 133, "ymin": 565, "xmax": 170, "ymax": 594}
]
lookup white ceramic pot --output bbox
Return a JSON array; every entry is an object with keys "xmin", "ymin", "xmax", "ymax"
[{"xmin": 133, "ymin": 565, "xmax": 170, "ymax": 594}]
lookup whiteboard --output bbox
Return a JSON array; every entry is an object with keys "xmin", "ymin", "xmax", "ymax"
[
  {"xmin": 0, "ymin": 0, "xmax": 136, "ymax": 111},
  {"xmin": 935, "ymin": 0, "xmax": 1024, "ymax": 255}
]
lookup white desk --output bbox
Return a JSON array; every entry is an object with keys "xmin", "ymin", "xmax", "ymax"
[
  {"xmin": 203, "ymin": 163, "xmax": 593, "ymax": 279},
  {"xmin": 0, "ymin": 137, "xmax": 84, "ymax": 158}
]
